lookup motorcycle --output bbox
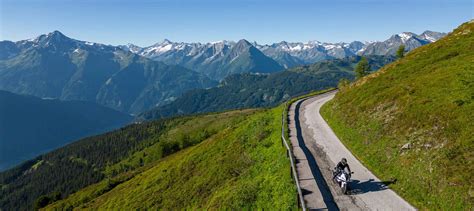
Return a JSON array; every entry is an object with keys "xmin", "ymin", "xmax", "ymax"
[{"xmin": 333, "ymin": 169, "xmax": 353, "ymax": 194}]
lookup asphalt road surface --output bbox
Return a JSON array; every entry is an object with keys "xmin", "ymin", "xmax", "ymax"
[{"xmin": 288, "ymin": 91, "xmax": 415, "ymax": 210}]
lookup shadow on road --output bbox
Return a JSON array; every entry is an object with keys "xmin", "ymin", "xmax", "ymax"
[
  {"xmin": 302, "ymin": 188, "xmax": 314, "ymax": 195},
  {"xmin": 349, "ymin": 178, "xmax": 397, "ymax": 195},
  {"xmin": 294, "ymin": 100, "xmax": 339, "ymax": 211}
]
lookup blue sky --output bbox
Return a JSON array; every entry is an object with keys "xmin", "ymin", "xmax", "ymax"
[{"xmin": 0, "ymin": 0, "xmax": 472, "ymax": 46}]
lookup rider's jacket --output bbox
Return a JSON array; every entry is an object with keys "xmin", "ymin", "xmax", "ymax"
[{"xmin": 335, "ymin": 161, "xmax": 351, "ymax": 173}]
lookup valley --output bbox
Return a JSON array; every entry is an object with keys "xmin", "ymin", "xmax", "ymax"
[{"xmin": 0, "ymin": 90, "xmax": 132, "ymax": 171}]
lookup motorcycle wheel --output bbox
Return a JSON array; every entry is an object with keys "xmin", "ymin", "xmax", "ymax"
[{"xmin": 342, "ymin": 183, "xmax": 347, "ymax": 194}]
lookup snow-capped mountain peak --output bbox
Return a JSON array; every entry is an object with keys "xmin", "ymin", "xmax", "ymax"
[
  {"xmin": 161, "ymin": 39, "xmax": 172, "ymax": 45},
  {"xmin": 116, "ymin": 30, "xmax": 445, "ymax": 73},
  {"xmin": 123, "ymin": 43, "xmax": 142, "ymax": 53},
  {"xmin": 419, "ymin": 30, "xmax": 446, "ymax": 42},
  {"xmin": 210, "ymin": 40, "xmax": 233, "ymax": 45},
  {"xmin": 360, "ymin": 31, "xmax": 445, "ymax": 56},
  {"xmin": 308, "ymin": 40, "xmax": 322, "ymax": 45},
  {"xmin": 28, "ymin": 30, "xmax": 71, "ymax": 45},
  {"xmin": 19, "ymin": 30, "xmax": 121, "ymax": 53},
  {"xmin": 396, "ymin": 32, "xmax": 416, "ymax": 42}
]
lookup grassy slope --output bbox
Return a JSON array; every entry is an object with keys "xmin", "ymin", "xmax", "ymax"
[
  {"xmin": 321, "ymin": 21, "xmax": 474, "ymax": 209},
  {"xmin": 0, "ymin": 109, "xmax": 258, "ymax": 210},
  {"xmin": 46, "ymin": 106, "xmax": 297, "ymax": 209}
]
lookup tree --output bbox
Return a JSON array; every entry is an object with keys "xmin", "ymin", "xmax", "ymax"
[
  {"xmin": 354, "ymin": 57, "xmax": 370, "ymax": 79},
  {"xmin": 34, "ymin": 195, "xmax": 52, "ymax": 210},
  {"xmin": 397, "ymin": 45, "xmax": 405, "ymax": 59},
  {"xmin": 34, "ymin": 192, "xmax": 61, "ymax": 210}
]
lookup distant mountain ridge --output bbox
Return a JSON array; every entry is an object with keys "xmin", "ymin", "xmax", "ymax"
[
  {"xmin": 359, "ymin": 31, "xmax": 446, "ymax": 56},
  {"xmin": 121, "ymin": 39, "xmax": 284, "ymax": 80},
  {"xmin": 0, "ymin": 31, "xmax": 216, "ymax": 114},
  {"xmin": 138, "ymin": 55, "xmax": 395, "ymax": 120},
  {"xmin": 121, "ymin": 31, "xmax": 445, "ymax": 70},
  {"xmin": 0, "ymin": 30, "xmax": 445, "ymax": 113}
]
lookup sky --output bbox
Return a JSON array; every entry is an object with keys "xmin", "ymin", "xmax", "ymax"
[{"xmin": 0, "ymin": 0, "xmax": 472, "ymax": 46}]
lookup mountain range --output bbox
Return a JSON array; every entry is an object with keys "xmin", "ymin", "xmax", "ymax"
[
  {"xmin": 138, "ymin": 55, "xmax": 395, "ymax": 120},
  {"xmin": 0, "ymin": 30, "xmax": 444, "ymax": 114},
  {"xmin": 359, "ymin": 31, "xmax": 446, "ymax": 56},
  {"xmin": 121, "ymin": 31, "xmax": 445, "ymax": 75},
  {"xmin": 121, "ymin": 39, "xmax": 284, "ymax": 80},
  {"xmin": 0, "ymin": 31, "xmax": 216, "ymax": 114}
]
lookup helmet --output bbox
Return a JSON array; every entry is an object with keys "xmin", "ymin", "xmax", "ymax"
[{"xmin": 341, "ymin": 158, "xmax": 347, "ymax": 165}]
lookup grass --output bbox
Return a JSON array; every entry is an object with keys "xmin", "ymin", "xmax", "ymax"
[
  {"xmin": 45, "ymin": 106, "xmax": 297, "ymax": 210},
  {"xmin": 103, "ymin": 110, "xmax": 257, "ymax": 177},
  {"xmin": 320, "ymin": 21, "xmax": 474, "ymax": 210}
]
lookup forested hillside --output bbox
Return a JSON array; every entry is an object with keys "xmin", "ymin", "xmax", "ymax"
[
  {"xmin": 139, "ymin": 55, "xmax": 395, "ymax": 120},
  {"xmin": 1, "ymin": 107, "xmax": 296, "ymax": 210},
  {"xmin": 45, "ymin": 106, "xmax": 295, "ymax": 209},
  {"xmin": 321, "ymin": 21, "xmax": 474, "ymax": 209}
]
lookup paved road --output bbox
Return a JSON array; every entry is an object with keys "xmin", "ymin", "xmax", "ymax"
[
  {"xmin": 289, "ymin": 91, "xmax": 415, "ymax": 210},
  {"xmin": 288, "ymin": 93, "xmax": 337, "ymax": 210}
]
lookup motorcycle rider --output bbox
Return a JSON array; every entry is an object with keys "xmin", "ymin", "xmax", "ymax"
[{"xmin": 333, "ymin": 158, "xmax": 351, "ymax": 179}]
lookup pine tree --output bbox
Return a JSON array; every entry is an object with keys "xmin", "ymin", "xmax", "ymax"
[
  {"xmin": 397, "ymin": 45, "xmax": 405, "ymax": 59},
  {"xmin": 354, "ymin": 57, "xmax": 370, "ymax": 79}
]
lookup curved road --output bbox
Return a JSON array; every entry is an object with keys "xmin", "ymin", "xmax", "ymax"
[{"xmin": 288, "ymin": 91, "xmax": 415, "ymax": 210}]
